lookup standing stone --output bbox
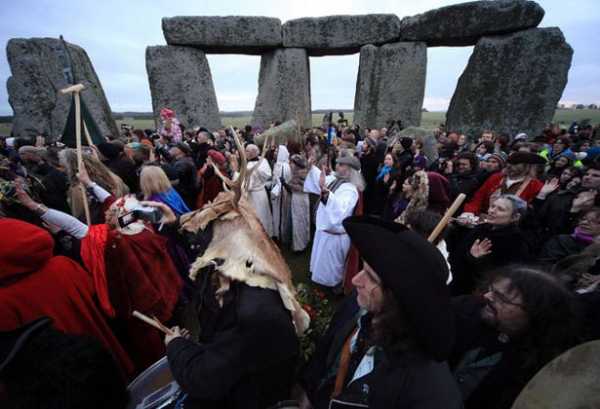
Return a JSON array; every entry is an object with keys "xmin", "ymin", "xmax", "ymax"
[
  {"xmin": 146, "ymin": 45, "xmax": 221, "ymax": 131},
  {"xmin": 446, "ymin": 28, "xmax": 573, "ymax": 139},
  {"xmin": 353, "ymin": 42, "xmax": 426, "ymax": 130},
  {"xmin": 162, "ymin": 16, "xmax": 282, "ymax": 55},
  {"xmin": 252, "ymin": 48, "xmax": 311, "ymax": 129},
  {"xmin": 398, "ymin": 0, "xmax": 545, "ymax": 46},
  {"xmin": 6, "ymin": 37, "xmax": 118, "ymax": 140},
  {"xmin": 282, "ymin": 15, "xmax": 401, "ymax": 56}
]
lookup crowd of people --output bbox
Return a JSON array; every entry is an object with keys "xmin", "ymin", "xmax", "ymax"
[{"xmin": 1, "ymin": 108, "xmax": 599, "ymax": 409}]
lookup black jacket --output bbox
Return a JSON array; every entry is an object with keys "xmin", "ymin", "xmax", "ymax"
[
  {"xmin": 301, "ymin": 293, "xmax": 462, "ymax": 409},
  {"xmin": 448, "ymin": 171, "xmax": 482, "ymax": 202},
  {"xmin": 448, "ymin": 224, "xmax": 531, "ymax": 296},
  {"xmin": 167, "ymin": 283, "xmax": 299, "ymax": 409}
]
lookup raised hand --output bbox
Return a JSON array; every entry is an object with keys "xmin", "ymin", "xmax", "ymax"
[
  {"xmin": 470, "ymin": 238, "xmax": 493, "ymax": 258},
  {"xmin": 76, "ymin": 162, "xmax": 92, "ymax": 187},
  {"xmin": 319, "ymin": 165, "xmax": 327, "ymax": 192},
  {"xmin": 538, "ymin": 178, "xmax": 560, "ymax": 199}
]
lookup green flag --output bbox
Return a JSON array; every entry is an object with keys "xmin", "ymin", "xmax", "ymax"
[{"xmin": 61, "ymin": 95, "xmax": 105, "ymax": 147}]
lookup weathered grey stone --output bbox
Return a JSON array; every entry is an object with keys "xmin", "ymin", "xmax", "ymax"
[
  {"xmin": 397, "ymin": 127, "xmax": 439, "ymax": 164},
  {"xmin": 398, "ymin": 0, "xmax": 545, "ymax": 46},
  {"xmin": 146, "ymin": 45, "xmax": 222, "ymax": 131},
  {"xmin": 353, "ymin": 42, "xmax": 426, "ymax": 130},
  {"xmin": 6, "ymin": 37, "xmax": 118, "ymax": 140},
  {"xmin": 446, "ymin": 28, "xmax": 573, "ymax": 139},
  {"xmin": 162, "ymin": 16, "xmax": 282, "ymax": 54},
  {"xmin": 282, "ymin": 14, "xmax": 401, "ymax": 56},
  {"xmin": 252, "ymin": 48, "xmax": 311, "ymax": 129}
]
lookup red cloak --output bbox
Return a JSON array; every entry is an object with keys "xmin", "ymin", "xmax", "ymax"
[
  {"xmin": 103, "ymin": 228, "xmax": 183, "ymax": 373},
  {"xmin": 0, "ymin": 218, "xmax": 134, "ymax": 379}
]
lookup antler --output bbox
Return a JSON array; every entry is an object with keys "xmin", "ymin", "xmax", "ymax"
[{"xmin": 230, "ymin": 127, "xmax": 248, "ymax": 205}]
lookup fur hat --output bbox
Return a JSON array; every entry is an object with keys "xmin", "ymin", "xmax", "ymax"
[{"xmin": 343, "ymin": 216, "xmax": 454, "ymax": 361}]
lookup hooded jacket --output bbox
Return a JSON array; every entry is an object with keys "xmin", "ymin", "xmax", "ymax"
[{"xmin": 0, "ymin": 218, "xmax": 134, "ymax": 378}]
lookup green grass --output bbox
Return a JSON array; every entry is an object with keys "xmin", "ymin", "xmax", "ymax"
[{"xmin": 2, "ymin": 109, "xmax": 599, "ymax": 137}]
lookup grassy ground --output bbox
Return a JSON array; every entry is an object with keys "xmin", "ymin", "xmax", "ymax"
[{"xmin": 2, "ymin": 109, "xmax": 599, "ymax": 137}]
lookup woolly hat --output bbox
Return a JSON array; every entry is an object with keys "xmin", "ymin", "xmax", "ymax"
[
  {"xmin": 487, "ymin": 152, "xmax": 508, "ymax": 167},
  {"xmin": 207, "ymin": 149, "xmax": 226, "ymax": 166},
  {"xmin": 337, "ymin": 155, "xmax": 361, "ymax": 171},
  {"xmin": 343, "ymin": 216, "xmax": 455, "ymax": 361}
]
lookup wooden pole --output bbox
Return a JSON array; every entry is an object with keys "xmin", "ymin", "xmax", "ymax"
[
  {"xmin": 428, "ymin": 193, "xmax": 466, "ymax": 243},
  {"xmin": 132, "ymin": 311, "xmax": 174, "ymax": 335},
  {"xmin": 61, "ymin": 84, "xmax": 92, "ymax": 226},
  {"xmin": 83, "ymin": 121, "xmax": 94, "ymax": 147}
]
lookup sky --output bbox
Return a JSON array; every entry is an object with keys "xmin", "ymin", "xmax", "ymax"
[{"xmin": 0, "ymin": 0, "xmax": 598, "ymax": 115}]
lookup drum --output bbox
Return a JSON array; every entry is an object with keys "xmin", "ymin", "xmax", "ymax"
[
  {"xmin": 511, "ymin": 340, "xmax": 600, "ymax": 409},
  {"xmin": 127, "ymin": 357, "xmax": 179, "ymax": 409}
]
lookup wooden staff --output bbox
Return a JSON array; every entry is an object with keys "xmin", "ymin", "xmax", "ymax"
[
  {"xmin": 60, "ymin": 83, "xmax": 91, "ymax": 225},
  {"xmin": 428, "ymin": 193, "xmax": 466, "ymax": 243},
  {"xmin": 132, "ymin": 311, "xmax": 174, "ymax": 335}
]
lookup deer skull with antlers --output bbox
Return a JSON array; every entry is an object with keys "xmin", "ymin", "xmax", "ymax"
[{"xmin": 179, "ymin": 128, "xmax": 309, "ymax": 335}]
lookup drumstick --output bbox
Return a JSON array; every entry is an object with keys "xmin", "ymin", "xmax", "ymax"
[
  {"xmin": 132, "ymin": 311, "xmax": 174, "ymax": 335},
  {"xmin": 428, "ymin": 193, "xmax": 466, "ymax": 243}
]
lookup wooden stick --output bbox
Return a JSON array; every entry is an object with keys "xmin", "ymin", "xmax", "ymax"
[
  {"xmin": 428, "ymin": 193, "xmax": 466, "ymax": 243},
  {"xmin": 73, "ymin": 92, "xmax": 92, "ymax": 226},
  {"xmin": 132, "ymin": 311, "xmax": 174, "ymax": 335},
  {"xmin": 83, "ymin": 121, "xmax": 94, "ymax": 147}
]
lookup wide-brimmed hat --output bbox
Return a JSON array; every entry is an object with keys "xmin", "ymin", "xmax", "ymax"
[
  {"xmin": 507, "ymin": 152, "xmax": 547, "ymax": 165},
  {"xmin": 0, "ymin": 317, "xmax": 52, "ymax": 373},
  {"xmin": 342, "ymin": 216, "xmax": 454, "ymax": 361}
]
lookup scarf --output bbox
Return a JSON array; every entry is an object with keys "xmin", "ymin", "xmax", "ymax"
[
  {"xmin": 150, "ymin": 187, "xmax": 190, "ymax": 216},
  {"xmin": 572, "ymin": 227, "xmax": 595, "ymax": 245},
  {"xmin": 376, "ymin": 165, "xmax": 392, "ymax": 181}
]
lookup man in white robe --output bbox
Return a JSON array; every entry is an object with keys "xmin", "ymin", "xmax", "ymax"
[
  {"xmin": 271, "ymin": 145, "xmax": 292, "ymax": 242},
  {"xmin": 245, "ymin": 144, "xmax": 274, "ymax": 237},
  {"xmin": 304, "ymin": 155, "xmax": 363, "ymax": 287}
]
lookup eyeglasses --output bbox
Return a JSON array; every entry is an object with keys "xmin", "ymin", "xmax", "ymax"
[{"xmin": 488, "ymin": 285, "xmax": 524, "ymax": 308}]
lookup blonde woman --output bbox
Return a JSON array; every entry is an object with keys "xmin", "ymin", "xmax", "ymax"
[{"xmin": 140, "ymin": 166, "xmax": 190, "ymax": 216}]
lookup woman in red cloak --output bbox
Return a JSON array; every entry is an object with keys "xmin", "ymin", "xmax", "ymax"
[{"xmin": 15, "ymin": 163, "xmax": 182, "ymax": 374}]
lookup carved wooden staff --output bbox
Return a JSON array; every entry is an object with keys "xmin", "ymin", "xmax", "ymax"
[
  {"xmin": 60, "ymin": 83, "xmax": 91, "ymax": 225},
  {"xmin": 428, "ymin": 193, "xmax": 466, "ymax": 243}
]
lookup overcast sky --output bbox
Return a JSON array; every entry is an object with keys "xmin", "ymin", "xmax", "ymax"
[{"xmin": 0, "ymin": 0, "xmax": 598, "ymax": 115}]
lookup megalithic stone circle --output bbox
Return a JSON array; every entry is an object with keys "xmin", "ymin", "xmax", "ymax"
[
  {"xmin": 353, "ymin": 42, "xmax": 427, "ymax": 130},
  {"xmin": 146, "ymin": 45, "xmax": 222, "ymax": 131},
  {"xmin": 398, "ymin": 0, "xmax": 545, "ymax": 47},
  {"xmin": 252, "ymin": 48, "xmax": 311, "ymax": 130},
  {"xmin": 446, "ymin": 27, "xmax": 573, "ymax": 139},
  {"xmin": 6, "ymin": 37, "xmax": 118, "ymax": 140},
  {"xmin": 162, "ymin": 16, "xmax": 282, "ymax": 55},
  {"xmin": 282, "ymin": 14, "xmax": 401, "ymax": 56}
]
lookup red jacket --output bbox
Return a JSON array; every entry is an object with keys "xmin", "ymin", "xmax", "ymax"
[
  {"xmin": 464, "ymin": 172, "xmax": 543, "ymax": 214},
  {"xmin": 0, "ymin": 218, "xmax": 134, "ymax": 378}
]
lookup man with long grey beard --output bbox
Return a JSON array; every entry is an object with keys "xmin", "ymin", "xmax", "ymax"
[{"xmin": 304, "ymin": 154, "xmax": 365, "ymax": 289}]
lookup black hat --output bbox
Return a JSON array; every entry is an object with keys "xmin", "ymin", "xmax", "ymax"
[
  {"xmin": 0, "ymin": 317, "xmax": 52, "ymax": 373},
  {"xmin": 400, "ymin": 137, "xmax": 413, "ymax": 150},
  {"xmin": 96, "ymin": 142, "xmax": 121, "ymax": 161},
  {"xmin": 174, "ymin": 142, "xmax": 192, "ymax": 156},
  {"xmin": 343, "ymin": 216, "xmax": 454, "ymax": 361},
  {"xmin": 507, "ymin": 152, "xmax": 547, "ymax": 165}
]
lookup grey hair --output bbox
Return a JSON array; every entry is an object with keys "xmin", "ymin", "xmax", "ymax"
[
  {"xmin": 336, "ymin": 167, "xmax": 366, "ymax": 192},
  {"xmin": 496, "ymin": 194, "xmax": 528, "ymax": 219}
]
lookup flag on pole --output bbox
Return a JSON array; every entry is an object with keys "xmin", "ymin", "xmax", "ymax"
[{"xmin": 61, "ymin": 95, "xmax": 105, "ymax": 147}]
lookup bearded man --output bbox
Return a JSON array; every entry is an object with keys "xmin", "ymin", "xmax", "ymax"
[{"xmin": 304, "ymin": 155, "xmax": 365, "ymax": 288}]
